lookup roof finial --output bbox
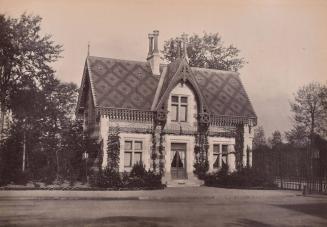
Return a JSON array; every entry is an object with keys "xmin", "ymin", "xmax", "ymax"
[
  {"xmin": 87, "ymin": 41, "xmax": 90, "ymax": 56},
  {"xmin": 181, "ymin": 33, "xmax": 189, "ymax": 62}
]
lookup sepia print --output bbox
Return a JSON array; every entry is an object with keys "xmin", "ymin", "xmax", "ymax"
[{"xmin": 0, "ymin": 0, "xmax": 327, "ymax": 226}]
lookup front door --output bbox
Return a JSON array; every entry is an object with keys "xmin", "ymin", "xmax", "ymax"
[{"xmin": 171, "ymin": 143, "xmax": 187, "ymax": 179}]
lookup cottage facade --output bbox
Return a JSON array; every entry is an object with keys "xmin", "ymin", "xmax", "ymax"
[{"xmin": 76, "ymin": 31, "xmax": 257, "ymax": 185}]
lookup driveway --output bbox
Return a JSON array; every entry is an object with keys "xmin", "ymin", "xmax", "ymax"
[{"xmin": 0, "ymin": 187, "xmax": 326, "ymax": 226}]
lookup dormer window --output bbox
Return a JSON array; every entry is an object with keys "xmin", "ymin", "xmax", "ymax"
[{"xmin": 171, "ymin": 95, "xmax": 188, "ymax": 122}]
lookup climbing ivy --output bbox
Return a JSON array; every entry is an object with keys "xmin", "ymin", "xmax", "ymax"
[
  {"xmin": 107, "ymin": 126, "xmax": 120, "ymax": 171},
  {"xmin": 235, "ymin": 124, "xmax": 244, "ymax": 170},
  {"xmin": 193, "ymin": 123, "xmax": 209, "ymax": 179},
  {"xmin": 158, "ymin": 125, "xmax": 165, "ymax": 175}
]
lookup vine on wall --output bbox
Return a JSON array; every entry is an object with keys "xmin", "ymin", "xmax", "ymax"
[
  {"xmin": 107, "ymin": 126, "xmax": 120, "ymax": 171},
  {"xmin": 193, "ymin": 123, "xmax": 209, "ymax": 179},
  {"xmin": 158, "ymin": 125, "xmax": 165, "ymax": 175},
  {"xmin": 151, "ymin": 119, "xmax": 166, "ymax": 175},
  {"xmin": 151, "ymin": 124, "xmax": 158, "ymax": 172},
  {"xmin": 235, "ymin": 124, "xmax": 244, "ymax": 170}
]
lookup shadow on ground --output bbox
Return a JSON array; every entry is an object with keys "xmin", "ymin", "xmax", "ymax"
[
  {"xmin": 225, "ymin": 218, "xmax": 273, "ymax": 227},
  {"xmin": 0, "ymin": 215, "xmax": 175, "ymax": 227},
  {"xmin": 275, "ymin": 203, "xmax": 327, "ymax": 220}
]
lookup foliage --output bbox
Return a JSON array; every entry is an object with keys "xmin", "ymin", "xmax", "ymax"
[
  {"xmin": 268, "ymin": 130, "xmax": 283, "ymax": 148},
  {"xmin": 90, "ymin": 167, "xmax": 122, "ymax": 188},
  {"xmin": 107, "ymin": 126, "xmax": 120, "ymax": 171},
  {"xmin": 0, "ymin": 13, "xmax": 62, "ymax": 140},
  {"xmin": 288, "ymin": 82, "xmax": 327, "ymax": 145},
  {"xmin": 235, "ymin": 125, "xmax": 244, "ymax": 170},
  {"xmin": 90, "ymin": 162, "xmax": 163, "ymax": 189},
  {"xmin": 193, "ymin": 129, "xmax": 209, "ymax": 179},
  {"xmin": 158, "ymin": 127, "xmax": 165, "ymax": 175},
  {"xmin": 204, "ymin": 167, "xmax": 277, "ymax": 188},
  {"xmin": 252, "ymin": 126, "xmax": 267, "ymax": 149},
  {"xmin": 130, "ymin": 162, "xmax": 147, "ymax": 178},
  {"xmin": 162, "ymin": 32, "xmax": 246, "ymax": 72},
  {"xmin": 150, "ymin": 126, "xmax": 158, "ymax": 172}
]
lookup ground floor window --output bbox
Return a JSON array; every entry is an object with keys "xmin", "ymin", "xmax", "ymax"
[
  {"xmin": 213, "ymin": 144, "xmax": 220, "ymax": 169},
  {"xmin": 124, "ymin": 140, "xmax": 143, "ymax": 168},
  {"xmin": 222, "ymin": 145, "xmax": 228, "ymax": 167},
  {"xmin": 213, "ymin": 144, "xmax": 229, "ymax": 169}
]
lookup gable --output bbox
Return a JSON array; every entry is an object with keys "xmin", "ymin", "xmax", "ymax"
[
  {"xmin": 155, "ymin": 59, "xmax": 208, "ymax": 113},
  {"xmin": 87, "ymin": 56, "xmax": 160, "ymax": 110}
]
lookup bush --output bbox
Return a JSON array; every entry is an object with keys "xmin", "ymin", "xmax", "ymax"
[
  {"xmin": 14, "ymin": 171, "xmax": 30, "ymax": 185},
  {"xmin": 130, "ymin": 162, "xmax": 147, "ymax": 178},
  {"xmin": 90, "ymin": 163, "xmax": 164, "ymax": 189},
  {"xmin": 204, "ymin": 167, "xmax": 277, "ymax": 188},
  {"xmin": 124, "ymin": 162, "xmax": 163, "ymax": 188},
  {"xmin": 89, "ymin": 168, "xmax": 122, "ymax": 188},
  {"xmin": 41, "ymin": 166, "xmax": 56, "ymax": 185},
  {"xmin": 193, "ymin": 160, "xmax": 209, "ymax": 180}
]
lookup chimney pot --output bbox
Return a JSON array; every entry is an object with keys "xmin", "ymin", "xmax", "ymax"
[
  {"xmin": 147, "ymin": 33, "xmax": 154, "ymax": 58},
  {"xmin": 153, "ymin": 30, "xmax": 159, "ymax": 53}
]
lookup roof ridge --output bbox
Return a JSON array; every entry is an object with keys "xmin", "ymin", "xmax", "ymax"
[{"xmin": 88, "ymin": 55, "xmax": 148, "ymax": 65}]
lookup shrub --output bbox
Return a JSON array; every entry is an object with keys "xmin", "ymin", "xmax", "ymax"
[
  {"xmin": 41, "ymin": 166, "xmax": 56, "ymax": 185},
  {"xmin": 193, "ymin": 160, "xmax": 209, "ymax": 180},
  {"xmin": 13, "ymin": 171, "xmax": 30, "ymax": 185},
  {"xmin": 89, "ymin": 163, "xmax": 164, "ymax": 189},
  {"xmin": 204, "ymin": 167, "xmax": 277, "ymax": 188},
  {"xmin": 130, "ymin": 162, "xmax": 147, "ymax": 178},
  {"xmin": 90, "ymin": 168, "xmax": 122, "ymax": 188}
]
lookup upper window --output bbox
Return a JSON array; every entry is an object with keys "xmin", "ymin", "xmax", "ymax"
[
  {"xmin": 171, "ymin": 95, "xmax": 188, "ymax": 122},
  {"xmin": 124, "ymin": 140, "xmax": 143, "ymax": 168}
]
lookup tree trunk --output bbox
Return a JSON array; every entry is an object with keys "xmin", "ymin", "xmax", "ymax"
[
  {"xmin": 0, "ymin": 103, "xmax": 6, "ymax": 143},
  {"xmin": 22, "ymin": 131, "xmax": 26, "ymax": 172}
]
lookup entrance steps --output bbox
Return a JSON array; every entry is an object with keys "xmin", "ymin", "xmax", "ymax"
[{"xmin": 166, "ymin": 178, "xmax": 204, "ymax": 187}]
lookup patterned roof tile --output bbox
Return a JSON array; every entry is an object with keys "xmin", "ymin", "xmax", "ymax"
[{"xmin": 82, "ymin": 56, "xmax": 256, "ymax": 119}]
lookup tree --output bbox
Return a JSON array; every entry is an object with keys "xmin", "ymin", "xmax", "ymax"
[
  {"xmin": 0, "ymin": 13, "xmax": 62, "ymax": 142},
  {"xmin": 289, "ymin": 82, "xmax": 327, "ymax": 145},
  {"xmin": 253, "ymin": 126, "xmax": 267, "ymax": 150},
  {"xmin": 162, "ymin": 32, "xmax": 246, "ymax": 72},
  {"xmin": 268, "ymin": 130, "xmax": 283, "ymax": 149}
]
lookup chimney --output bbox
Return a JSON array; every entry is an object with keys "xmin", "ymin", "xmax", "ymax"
[
  {"xmin": 147, "ymin": 30, "xmax": 160, "ymax": 75},
  {"xmin": 147, "ymin": 33, "xmax": 154, "ymax": 58}
]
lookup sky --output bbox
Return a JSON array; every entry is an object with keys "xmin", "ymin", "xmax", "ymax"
[{"xmin": 1, "ymin": 0, "xmax": 327, "ymax": 138}]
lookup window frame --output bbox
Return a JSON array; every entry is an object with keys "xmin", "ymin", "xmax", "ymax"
[
  {"xmin": 171, "ymin": 95, "xmax": 188, "ymax": 123},
  {"xmin": 124, "ymin": 140, "xmax": 144, "ymax": 168},
  {"xmin": 213, "ymin": 144, "xmax": 221, "ymax": 169}
]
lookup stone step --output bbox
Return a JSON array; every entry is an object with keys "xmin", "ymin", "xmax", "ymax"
[{"xmin": 166, "ymin": 179, "xmax": 204, "ymax": 187}]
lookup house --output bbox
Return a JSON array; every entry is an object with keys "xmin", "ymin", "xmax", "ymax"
[{"xmin": 76, "ymin": 31, "xmax": 257, "ymax": 186}]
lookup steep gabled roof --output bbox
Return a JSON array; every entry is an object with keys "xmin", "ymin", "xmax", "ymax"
[
  {"xmin": 192, "ymin": 67, "xmax": 256, "ymax": 118},
  {"xmin": 80, "ymin": 56, "xmax": 160, "ymax": 111},
  {"xmin": 77, "ymin": 55, "xmax": 256, "ymax": 120}
]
